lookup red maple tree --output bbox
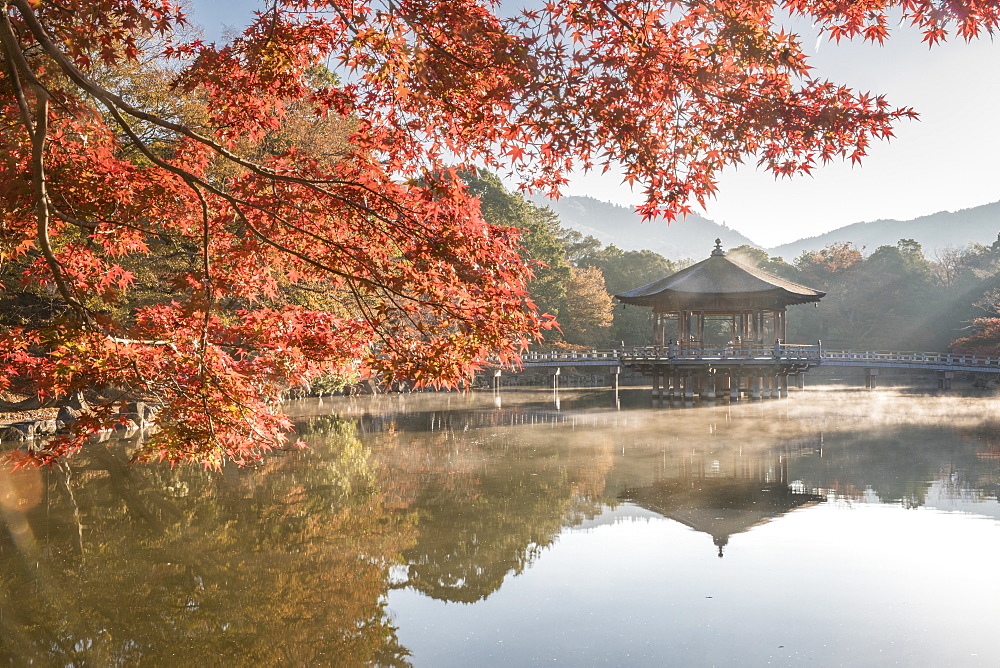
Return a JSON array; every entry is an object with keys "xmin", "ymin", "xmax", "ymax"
[{"xmin": 1, "ymin": 0, "xmax": 997, "ymax": 466}]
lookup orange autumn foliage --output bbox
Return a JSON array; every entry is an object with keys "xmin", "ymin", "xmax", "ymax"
[{"xmin": 1, "ymin": 0, "xmax": 998, "ymax": 465}]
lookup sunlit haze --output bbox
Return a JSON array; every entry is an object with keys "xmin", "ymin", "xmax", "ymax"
[{"xmin": 190, "ymin": 1, "xmax": 1000, "ymax": 247}]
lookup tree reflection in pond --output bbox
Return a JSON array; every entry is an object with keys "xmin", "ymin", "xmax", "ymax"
[
  {"xmin": 0, "ymin": 418, "xmax": 415, "ymax": 666},
  {"xmin": 387, "ymin": 427, "xmax": 615, "ymax": 603}
]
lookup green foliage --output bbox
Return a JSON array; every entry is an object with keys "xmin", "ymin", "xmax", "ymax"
[
  {"xmin": 786, "ymin": 239, "xmax": 994, "ymax": 351},
  {"xmin": 461, "ymin": 172, "xmax": 572, "ymax": 320}
]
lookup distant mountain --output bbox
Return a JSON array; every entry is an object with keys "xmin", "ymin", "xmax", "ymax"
[
  {"xmin": 538, "ymin": 195, "xmax": 1000, "ymax": 263},
  {"xmin": 534, "ymin": 195, "xmax": 758, "ymax": 261},
  {"xmin": 766, "ymin": 201, "xmax": 1000, "ymax": 260}
]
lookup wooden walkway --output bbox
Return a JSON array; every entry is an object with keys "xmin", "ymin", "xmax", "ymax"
[{"xmin": 519, "ymin": 345, "xmax": 1000, "ymax": 374}]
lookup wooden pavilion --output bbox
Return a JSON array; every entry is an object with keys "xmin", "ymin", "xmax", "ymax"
[{"xmin": 615, "ymin": 240, "xmax": 825, "ymax": 400}]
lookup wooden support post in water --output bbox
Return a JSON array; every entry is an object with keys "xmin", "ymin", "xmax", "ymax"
[
  {"xmin": 609, "ymin": 365, "xmax": 620, "ymax": 391},
  {"xmin": 493, "ymin": 369, "xmax": 502, "ymax": 391},
  {"xmin": 937, "ymin": 370, "xmax": 953, "ymax": 390},
  {"xmin": 704, "ymin": 373, "xmax": 717, "ymax": 400},
  {"xmin": 652, "ymin": 370, "xmax": 661, "ymax": 398},
  {"xmin": 730, "ymin": 374, "xmax": 739, "ymax": 400},
  {"xmin": 780, "ymin": 375, "xmax": 789, "ymax": 398},
  {"xmin": 866, "ymin": 368, "xmax": 878, "ymax": 389},
  {"xmin": 751, "ymin": 376, "xmax": 762, "ymax": 400},
  {"xmin": 549, "ymin": 367, "xmax": 560, "ymax": 390}
]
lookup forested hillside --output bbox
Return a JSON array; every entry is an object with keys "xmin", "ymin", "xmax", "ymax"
[{"xmin": 534, "ymin": 195, "xmax": 756, "ymax": 261}]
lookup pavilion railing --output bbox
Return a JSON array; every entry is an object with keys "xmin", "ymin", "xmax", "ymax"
[
  {"xmin": 521, "ymin": 343, "xmax": 821, "ymax": 363},
  {"xmin": 621, "ymin": 343, "xmax": 820, "ymax": 360}
]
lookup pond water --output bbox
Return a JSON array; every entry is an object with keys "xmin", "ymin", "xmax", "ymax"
[{"xmin": 2, "ymin": 388, "xmax": 999, "ymax": 665}]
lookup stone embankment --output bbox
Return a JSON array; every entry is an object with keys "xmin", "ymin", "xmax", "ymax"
[{"xmin": 0, "ymin": 401, "xmax": 159, "ymax": 444}]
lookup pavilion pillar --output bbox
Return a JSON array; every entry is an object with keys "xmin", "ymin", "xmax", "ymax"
[
  {"xmin": 652, "ymin": 370, "xmax": 661, "ymax": 398},
  {"xmin": 684, "ymin": 375, "xmax": 694, "ymax": 400},
  {"xmin": 730, "ymin": 374, "xmax": 740, "ymax": 400},
  {"xmin": 750, "ymin": 376, "xmax": 762, "ymax": 399},
  {"xmin": 780, "ymin": 374, "xmax": 789, "ymax": 398}
]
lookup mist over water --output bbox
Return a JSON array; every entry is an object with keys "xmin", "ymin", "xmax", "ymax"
[{"xmin": 2, "ymin": 388, "xmax": 999, "ymax": 664}]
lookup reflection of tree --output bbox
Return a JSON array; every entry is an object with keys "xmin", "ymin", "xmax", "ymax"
[
  {"xmin": 0, "ymin": 419, "xmax": 416, "ymax": 665},
  {"xmin": 382, "ymin": 428, "xmax": 614, "ymax": 603},
  {"xmin": 789, "ymin": 426, "xmax": 1000, "ymax": 508}
]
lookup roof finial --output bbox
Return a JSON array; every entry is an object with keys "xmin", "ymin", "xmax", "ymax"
[{"xmin": 711, "ymin": 238, "xmax": 725, "ymax": 256}]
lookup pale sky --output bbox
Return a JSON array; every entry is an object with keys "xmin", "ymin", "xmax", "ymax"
[{"xmin": 190, "ymin": 1, "xmax": 1000, "ymax": 247}]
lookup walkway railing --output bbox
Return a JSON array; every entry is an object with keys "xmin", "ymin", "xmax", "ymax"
[
  {"xmin": 820, "ymin": 349, "xmax": 1000, "ymax": 370},
  {"xmin": 518, "ymin": 346, "xmax": 1000, "ymax": 372}
]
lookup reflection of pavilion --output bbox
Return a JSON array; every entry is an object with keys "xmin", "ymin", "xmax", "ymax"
[{"xmin": 619, "ymin": 451, "xmax": 823, "ymax": 557}]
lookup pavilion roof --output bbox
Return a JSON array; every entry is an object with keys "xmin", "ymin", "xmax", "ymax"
[{"xmin": 615, "ymin": 240, "xmax": 825, "ymax": 308}]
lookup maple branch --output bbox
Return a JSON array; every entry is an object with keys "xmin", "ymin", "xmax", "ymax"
[
  {"xmin": 10, "ymin": 0, "xmax": 413, "ymax": 220},
  {"xmin": 193, "ymin": 184, "xmax": 213, "ymax": 355},
  {"xmin": 28, "ymin": 85, "xmax": 93, "ymax": 324},
  {"xmin": 107, "ymin": 335, "xmax": 175, "ymax": 347},
  {"xmin": 343, "ymin": 279, "xmax": 399, "ymax": 362},
  {"xmin": 0, "ymin": 7, "xmax": 36, "ymax": 140},
  {"xmin": 99, "ymin": 98, "xmax": 453, "ymax": 317},
  {"xmin": 49, "ymin": 204, "xmax": 100, "ymax": 230},
  {"xmin": 392, "ymin": 9, "xmax": 482, "ymax": 72}
]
